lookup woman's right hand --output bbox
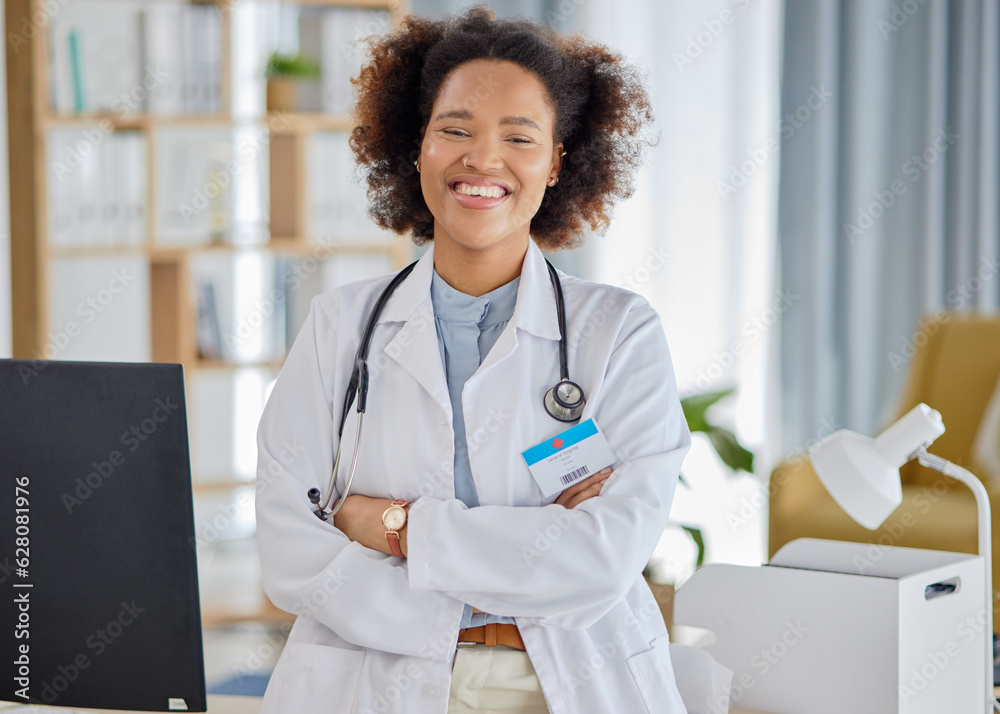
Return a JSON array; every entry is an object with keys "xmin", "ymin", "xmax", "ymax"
[{"xmin": 554, "ymin": 467, "xmax": 613, "ymax": 509}]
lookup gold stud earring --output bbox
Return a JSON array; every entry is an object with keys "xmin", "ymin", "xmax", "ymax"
[{"xmin": 413, "ymin": 158, "xmax": 420, "ymax": 172}]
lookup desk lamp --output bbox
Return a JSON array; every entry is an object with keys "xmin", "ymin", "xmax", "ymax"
[{"xmin": 810, "ymin": 403, "xmax": 996, "ymax": 712}]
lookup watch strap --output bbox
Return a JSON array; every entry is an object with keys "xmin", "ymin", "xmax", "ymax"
[{"xmin": 386, "ymin": 530, "xmax": 404, "ymax": 558}]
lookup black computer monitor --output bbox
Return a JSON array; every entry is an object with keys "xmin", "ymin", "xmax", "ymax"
[{"xmin": 0, "ymin": 360, "xmax": 207, "ymax": 712}]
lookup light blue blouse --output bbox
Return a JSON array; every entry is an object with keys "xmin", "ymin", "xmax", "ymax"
[{"xmin": 430, "ymin": 269, "xmax": 520, "ymax": 629}]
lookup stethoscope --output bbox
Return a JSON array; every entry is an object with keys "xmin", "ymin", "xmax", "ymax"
[{"xmin": 307, "ymin": 259, "xmax": 585, "ymax": 520}]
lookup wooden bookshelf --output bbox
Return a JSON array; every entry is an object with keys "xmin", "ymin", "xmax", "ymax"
[
  {"xmin": 8, "ymin": 0, "xmax": 411, "ymax": 361},
  {"xmin": 7, "ymin": 0, "xmax": 411, "ymax": 624}
]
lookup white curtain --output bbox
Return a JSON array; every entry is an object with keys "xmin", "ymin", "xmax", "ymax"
[
  {"xmin": 571, "ymin": 0, "xmax": 783, "ymax": 573},
  {"xmin": 778, "ymin": 0, "xmax": 1000, "ymax": 451}
]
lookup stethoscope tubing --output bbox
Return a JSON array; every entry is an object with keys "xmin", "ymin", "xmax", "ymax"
[
  {"xmin": 317, "ymin": 411, "xmax": 365, "ymax": 517},
  {"xmin": 309, "ymin": 258, "xmax": 584, "ymax": 521}
]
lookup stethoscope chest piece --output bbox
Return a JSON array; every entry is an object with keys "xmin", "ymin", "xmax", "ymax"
[{"xmin": 544, "ymin": 379, "xmax": 586, "ymax": 422}]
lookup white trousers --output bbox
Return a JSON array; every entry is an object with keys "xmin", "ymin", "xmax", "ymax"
[{"xmin": 448, "ymin": 644, "xmax": 551, "ymax": 713}]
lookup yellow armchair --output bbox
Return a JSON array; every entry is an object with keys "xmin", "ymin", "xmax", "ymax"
[{"xmin": 769, "ymin": 312, "xmax": 1000, "ymax": 629}]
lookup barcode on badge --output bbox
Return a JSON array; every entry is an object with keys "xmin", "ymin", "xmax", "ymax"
[{"xmin": 559, "ymin": 465, "xmax": 590, "ymax": 486}]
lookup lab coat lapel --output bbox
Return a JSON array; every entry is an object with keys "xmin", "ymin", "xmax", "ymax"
[
  {"xmin": 376, "ymin": 240, "xmax": 561, "ymax": 414},
  {"xmin": 377, "ymin": 247, "xmax": 453, "ymax": 418},
  {"xmin": 475, "ymin": 239, "xmax": 561, "ymax": 377}
]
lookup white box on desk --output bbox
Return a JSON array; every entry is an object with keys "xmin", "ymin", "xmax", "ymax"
[{"xmin": 674, "ymin": 538, "xmax": 986, "ymax": 714}]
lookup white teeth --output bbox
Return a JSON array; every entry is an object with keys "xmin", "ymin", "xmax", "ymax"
[{"xmin": 454, "ymin": 183, "xmax": 505, "ymax": 199}]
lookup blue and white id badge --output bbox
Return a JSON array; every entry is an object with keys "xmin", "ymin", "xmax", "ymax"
[{"xmin": 521, "ymin": 419, "xmax": 617, "ymax": 498}]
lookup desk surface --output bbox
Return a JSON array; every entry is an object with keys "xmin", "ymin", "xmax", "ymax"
[
  {"xmin": 0, "ymin": 696, "xmax": 258, "ymax": 714},
  {"xmin": 3, "ymin": 692, "xmax": 997, "ymax": 713},
  {"xmin": 0, "ymin": 696, "xmax": 776, "ymax": 714}
]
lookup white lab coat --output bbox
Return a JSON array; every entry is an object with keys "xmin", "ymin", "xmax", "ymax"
[{"xmin": 255, "ymin": 239, "xmax": 691, "ymax": 714}]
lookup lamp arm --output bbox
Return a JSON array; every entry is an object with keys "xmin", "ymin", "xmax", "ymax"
[{"xmin": 915, "ymin": 447, "xmax": 995, "ymax": 711}]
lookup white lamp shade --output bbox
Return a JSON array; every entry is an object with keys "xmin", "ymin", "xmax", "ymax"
[
  {"xmin": 811, "ymin": 429, "xmax": 903, "ymax": 530},
  {"xmin": 810, "ymin": 404, "xmax": 946, "ymax": 531}
]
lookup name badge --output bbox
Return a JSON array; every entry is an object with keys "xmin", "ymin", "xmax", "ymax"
[{"xmin": 521, "ymin": 419, "xmax": 617, "ymax": 498}]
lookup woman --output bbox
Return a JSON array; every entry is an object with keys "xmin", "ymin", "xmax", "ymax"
[{"xmin": 255, "ymin": 6, "xmax": 691, "ymax": 713}]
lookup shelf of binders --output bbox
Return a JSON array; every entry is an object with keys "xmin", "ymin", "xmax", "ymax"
[
  {"xmin": 44, "ymin": 1, "xmax": 230, "ymax": 119},
  {"xmin": 151, "ymin": 240, "xmax": 411, "ymax": 367}
]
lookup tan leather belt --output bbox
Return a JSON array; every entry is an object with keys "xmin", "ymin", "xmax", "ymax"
[{"xmin": 457, "ymin": 623, "xmax": 525, "ymax": 651}]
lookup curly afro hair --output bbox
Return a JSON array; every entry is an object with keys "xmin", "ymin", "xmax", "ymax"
[{"xmin": 349, "ymin": 5, "xmax": 655, "ymax": 251}]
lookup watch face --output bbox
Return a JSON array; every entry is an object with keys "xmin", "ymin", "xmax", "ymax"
[{"xmin": 383, "ymin": 507, "xmax": 406, "ymax": 530}]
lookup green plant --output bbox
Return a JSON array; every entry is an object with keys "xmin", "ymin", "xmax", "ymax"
[
  {"xmin": 681, "ymin": 387, "xmax": 754, "ymax": 476},
  {"xmin": 650, "ymin": 388, "xmax": 754, "ymax": 574},
  {"xmin": 264, "ymin": 52, "xmax": 321, "ymax": 79}
]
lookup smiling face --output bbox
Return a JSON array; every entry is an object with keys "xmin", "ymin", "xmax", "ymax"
[{"xmin": 418, "ymin": 59, "xmax": 563, "ymax": 262}]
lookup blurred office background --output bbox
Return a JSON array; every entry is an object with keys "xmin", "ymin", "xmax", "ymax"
[{"xmin": 1, "ymin": 0, "xmax": 997, "ymax": 695}]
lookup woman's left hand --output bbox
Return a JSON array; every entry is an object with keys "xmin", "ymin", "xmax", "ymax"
[
  {"xmin": 333, "ymin": 495, "xmax": 407, "ymax": 556},
  {"xmin": 555, "ymin": 467, "xmax": 612, "ymax": 509}
]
